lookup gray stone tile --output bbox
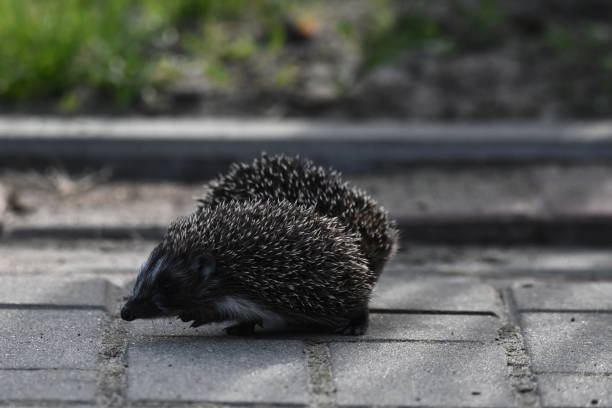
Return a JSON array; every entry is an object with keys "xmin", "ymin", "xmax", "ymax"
[
  {"xmin": 514, "ymin": 282, "xmax": 612, "ymax": 311},
  {"xmin": 360, "ymin": 313, "xmax": 502, "ymax": 341},
  {"xmin": 522, "ymin": 313, "xmax": 612, "ymax": 373},
  {"xmin": 330, "ymin": 342, "xmax": 515, "ymax": 407},
  {"xmin": 127, "ymin": 314, "xmax": 502, "ymax": 342},
  {"xmin": 371, "ymin": 277, "xmax": 503, "ymax": 313},
  {"xmin": 0, "ymin": 276, "xmax": 108, "ymax": 308},
  {"xmin": 0, "ymin": 239, "xmax": 152, "ymax": 276},
  {"xmin": 127, "ymin": 317, "xmax": 227, "ymax": 337},
  {"xmin": 0, "ymin": 310, "xmax": 105, "ymax": 369},
  {"xmin": 0, "ymin": 369, "xmax": 97, "ymax": 402},
  {"xmin": 127, "ymin": 338, "xmax": 308, "ymax": 404},
  {"xmin": 538, "ymin": 374, "xmax": 612, "ymax": 407}
]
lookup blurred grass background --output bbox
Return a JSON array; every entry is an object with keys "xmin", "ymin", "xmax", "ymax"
[{"xmin": 0, "ymin": 0, "xmax": 610, "ymax": 118}]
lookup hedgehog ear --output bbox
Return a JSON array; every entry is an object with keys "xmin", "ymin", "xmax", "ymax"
[{"xmin": 198, "ymin": 253, "xmax": 216, "ymax": 282}]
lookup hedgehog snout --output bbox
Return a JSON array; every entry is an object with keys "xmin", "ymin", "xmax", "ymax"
[
  {"xmin": 120, "ymin": 304, "xmax": 135, "ymax": 321},
  {"xmin": 120, "ymin": 298, "xmax": 163, "ymax": 321}
]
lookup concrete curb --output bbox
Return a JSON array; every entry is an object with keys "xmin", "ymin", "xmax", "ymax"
[
  {"xmin": 4, "ymin": 214, "xmax": 612, "ymax": 246},
  {"xmin": 3, "ymin": 117, "xmax": 612, "ymax": 180}
]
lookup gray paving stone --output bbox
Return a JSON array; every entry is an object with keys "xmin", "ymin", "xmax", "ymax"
[
  {"xmin": 127, "ymin": 338, "xmax": 308, "ymax": 403},
  {"xmin": 538, "ymin": 374, "xmax": 612, "ymax": 407},
  {"xmin": 127, "ymin": 318, "xmax": 227, "ymax": 337},
  {"xmin": 359, "ymin": 314, "xmax": 502, "ymax": 341},
  {"xmin": 371, "ymin": 277, "xmax": 503, "ymax": 313},
  {"xmin": 0, "ymin": 369, "xmax": 97, "ymax": 402},
  {"xmin": 330, "ymin": 342, "xmax": 515, "ymax": 407},
  {"xmin": 522, "ymin": 313, "xmax": 612, "ymax": 373},
  {"xmin": 0, "ymin": 310, "xmax": 105, "ymax": 369},
  {"xmin": 514, "ymin": 282, "xmax": 612, "ymax": 311},
  {"xmin": 0, "ymin": 239, "xmax": 152, "ymax": 276},
  {"xmin": 126, "ymin": 314, "xmax": 502, "ymax": 341},
  {"xmin": 0, "ymin": 276, "xmax": 107, "ymax": 308}
]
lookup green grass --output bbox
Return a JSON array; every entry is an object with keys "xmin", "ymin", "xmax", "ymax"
[
  {"xmin": 0, "ymin": 0, "xmax": 162, "ymax": 105},
  {"xmin": 0, "ymin": 0, "xmax": 609, "ymax": 112},
  {"xmin": 0, "ymin": 0, "xmax": 299, "ymax": 108}
]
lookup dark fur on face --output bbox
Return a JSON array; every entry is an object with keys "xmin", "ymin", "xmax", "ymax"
[{"xmin": 120, "ymin": 244, "xmax": 216, "ymax": 322}]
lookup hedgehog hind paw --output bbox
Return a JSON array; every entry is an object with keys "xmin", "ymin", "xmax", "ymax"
[
  {"xmin": 334, "ymin": 311, "xmax": 369, "ymax": 336},
  {"xmin": 334, "ymin": 323, "xmax": 367, "ymax": 336},
  {"xmin": 225, "ymin": 321, "xmax": 257, "ymax": 336}
]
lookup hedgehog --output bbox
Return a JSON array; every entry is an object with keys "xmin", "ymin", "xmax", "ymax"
[
  {"xmin": 121, "ymin": 200, "xmax": 375, "ymax": 335},
  {"xmin": 197, "ymin": 153, "xmax": 399, "ymax": 277}
]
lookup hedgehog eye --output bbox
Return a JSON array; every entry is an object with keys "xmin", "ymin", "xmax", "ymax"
[{"xmin": 157, "ymin": 276, "xmax": 177, "ymax": 294}]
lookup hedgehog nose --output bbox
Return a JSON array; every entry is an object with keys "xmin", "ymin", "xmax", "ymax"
[{"xmin": 120, "ymin": 305, "xmax": 135, "ymax": 321}]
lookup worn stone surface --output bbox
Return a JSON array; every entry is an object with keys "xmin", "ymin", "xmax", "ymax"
[
  {"xmin": 4, "ymin": 238, "xmax": 612, "ymax": 280},
  {"xmin": 5, "ymin": 159, "xmax": 612, "ymax": 408},
  {"xmin": 357, "ymin": 313, "xmax": 503, "ymax": 341},
  {"xmin": 126, "ymin": 314, "xmax": 502, "ymax": 342},
  {"xmin": 2, "ymin": 206, "xmax": 612, "ymax": 408},
  {"xmin": 522, "ymin": 313, "xmax": 612, "ymax": 373},
  {"xmin": 371, "ymin": 276, "xmax": 503, "ymax": 313},
  {"xmin": 538, "ymin": 374, "xmax": 612, "ymax": 407},
  {"xmin": 329, "ymin": 342, "xmax": 515, "ymax": 407},
  {"xmin": 127, "ymin": 338, "xmax": 309, "ymax": 403},
  {"xmin": 0, "ymin": 369, "xmax": 97, "ymax": 402},
  {"xmin": 127, "ymin": 318, "xmax": 227, "ymax": 337},
  {"xmin": 513, "ymin": 282, "xmax": 612, "ymax": 311},
  {"xmin": 0, "ymin": 309, "xmax": 105, "ymax": 369},
  {"xmin": 0, "ymin": 239, "xmax": 152, "ymax": 276},
  {"xmin": 8, "ymin": 164, "xmax": 612, "ymax": 228},
  {"xmin": 0, "ymin": 276, "xmax": 108, "ymax": 307},
  {"xmin": 387, "ymin": 246, "xmax": 612, "ymax": 280}
]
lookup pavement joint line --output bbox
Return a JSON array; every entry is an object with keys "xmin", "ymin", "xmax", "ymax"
[
  {"xmin": 10, "ymin": 214, "xmax": 612, "ymax": 245},
  {"xmin": 519, "ymin": 309, "xmax": 612, "ymax": 314},
  {"xmin": 447, "ymin": 269, "xmax": 612, "ymax": 281},
  {"xmin": 532, "ymin": 371, "xmax": 612, "ymax": 376},
  {"xmin": 0, "ymin": 367, "xmax": 95, "ymax": 371},
  {"xmin": 305, "ymin": 341, "xmax": 336, "ymax": 408},
  {"xmin": 2, "ymin": 226, "xmax": 165, "ymax": 241},
  {"xmin": 128, "ymin": 402, "xmax": 306, "ymax": 407},
  {"xmin": 96, "ymin": 284, "xmax": 128, "ymax": 408},
  {"xmin": 369, "ymin": 309, "xmax": 499, "ymax": 317},
  {"xmin": 0, "ymin": 303, "xmax": 107, "ymax": 311},
  {"xmin": 498, "ymin": 288, "xmax": 541, "ymax": 408},
  {"xmin": 0, "ymin": 401, "xmax": 94, "ymax": 407},
  {"xmin": 131, "ymin": 334, "xmax": 491, "ymax": 344}
]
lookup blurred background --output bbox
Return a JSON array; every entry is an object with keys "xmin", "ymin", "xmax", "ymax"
[
  {"xmin": 1, "ymin": 0, "xmax": 611, "ymax": 119},
  {"xmin": 1, "ymin": 2, "xmax": 612, "ymax": 405},
  {"xmin": 1, "ymin": 0, "xmax": 612, "ymax": 245}
]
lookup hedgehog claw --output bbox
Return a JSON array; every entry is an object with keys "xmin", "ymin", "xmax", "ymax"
[{"xmin": 190, "ymin": 320, "xmax": 206, "ymax": 328}]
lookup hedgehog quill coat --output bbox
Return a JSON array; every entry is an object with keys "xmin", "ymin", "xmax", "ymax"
[
  {"xmin": 198, "ymin": 154, "xmax": 399, "ymax": 276},
  {"xmin": 121, "ymin": 200, "xmax": 374, "ymax": 335}
]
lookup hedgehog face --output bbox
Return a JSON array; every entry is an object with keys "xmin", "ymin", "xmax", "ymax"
[{"xmin": 120, "ymin": 244, "xmax": 216, "ymax": 321}]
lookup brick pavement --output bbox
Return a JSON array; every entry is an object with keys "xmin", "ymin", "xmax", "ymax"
[{"xmin": 1, "ymin": 241, "xmax": 611, "ymax": 407}]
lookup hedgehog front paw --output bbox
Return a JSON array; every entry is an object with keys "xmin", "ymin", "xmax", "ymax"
[
  {"xmin": 190, "ymin": 319, "xmax": 208, "ymax": 328},
  {"xmin": 179, "ymin": 310, "xmax": 215, "ymax": 328},
  {"xmin": 178, "ymin": 313, "xmax": 196, "ymax": 323},
  {"xmin": 225, "ymin": 321, "xmax": 257, "ymax": 336}
]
